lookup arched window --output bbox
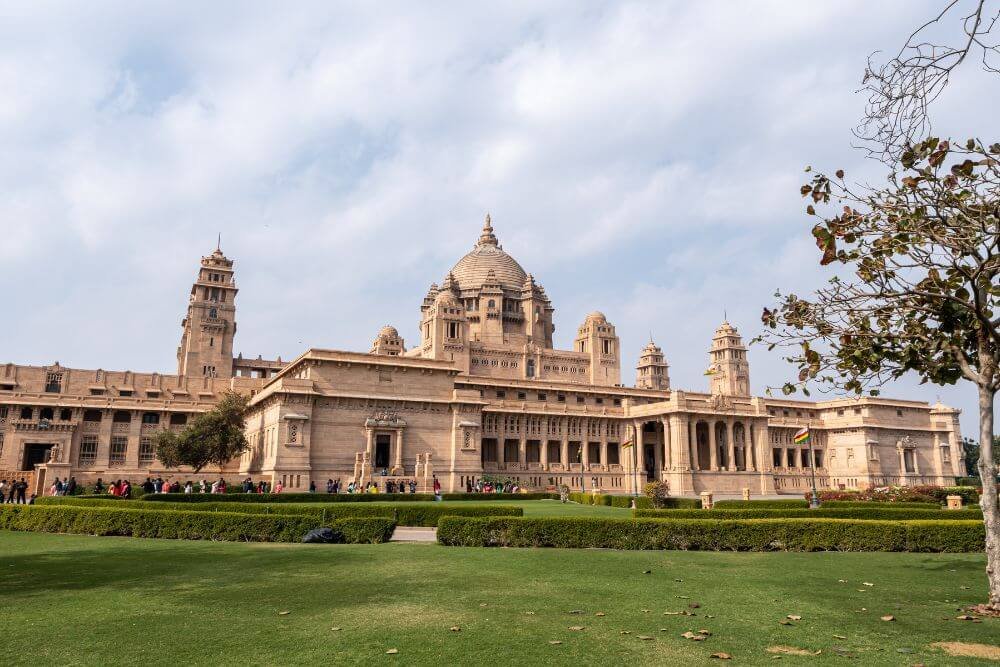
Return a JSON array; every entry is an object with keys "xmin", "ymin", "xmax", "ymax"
[
  {"xmin": 141, "ymin": 412, "xmax": 160, "ymax": 425},
  {"xmin": 209, "ymin": 307, "xmax": 218, "ymax": 319},
  {"xmin": 83, "ymin": 409, "xmax": 102, "ymax": 422},
  {"xmin": 488, "ymin": 299, "xmax": 496, "ymax": 308}
]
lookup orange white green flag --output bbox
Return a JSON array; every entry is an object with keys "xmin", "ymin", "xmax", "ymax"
[{"xmin": 793, "ymin": 427, "xmax": 810, "ymax": 445}]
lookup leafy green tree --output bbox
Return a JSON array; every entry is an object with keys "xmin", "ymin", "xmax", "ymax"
[
  {"xmin": 154, "ymin": 392, "xmax": 250, "ymax": 473},
  {"xmin": 962, "ymin": 435, "xmax": 1000, "ymax": 478},
  {"xmin": 758, "ymin": 138, "xmax": 998, "ymax": 610}
]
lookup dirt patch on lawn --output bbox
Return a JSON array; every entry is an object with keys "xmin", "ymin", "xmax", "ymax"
[
  {"xmin": 930, "ymin": 642, "xmax": 1000, "ymax": 660},
  {"xmin": 766, "ymin": 646, "xmax": 821, "ymax": 656}
]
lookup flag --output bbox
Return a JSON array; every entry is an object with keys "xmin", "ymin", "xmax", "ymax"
[
  {"xmin": 621, "ymin": 439, "xmax": 633, "ymax": 449},
  {"xmin": 703, "ymin": 365, "xmax": 717, "ymax": 376},
  {"xmin": 793, "ymin": 427, "xmax": 810, "ymax": 445}
]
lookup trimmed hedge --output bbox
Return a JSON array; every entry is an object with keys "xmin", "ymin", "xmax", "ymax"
[
  {"xmin": 567, "ymin": 492, "xmax": 696, "ymax": 509},
  {"xmin": 35, "ymin": 496, "xmax": 523, "ymax": 527},
  {"xmin": 634, "ymin": 508, "xmax": 983, "ymax": 521},
  {"xmin": 714, "ymin": 499, "xmax": 810, "ymax": 509},
  {"xmin": 0, "ymin": 505, "xmax": 395, "ymax": 543},
  {"xmin": 821, "ymin": 500, "xmax": 942, "ymax": 510},
  {"xmin": 436, "ymin": 516, "xmax": 985, "ymax": 552},
  {"xmin": 143, "ymin": 491, "xmax": 556, "ymax": 504}
]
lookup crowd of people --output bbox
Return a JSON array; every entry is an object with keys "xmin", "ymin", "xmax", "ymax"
[
  {"xmin": 5, "ymin": 472, "xmax": 528, "ymax": 501},
  {"xmin": 0, "ymin": 478, "xmax": 31, "ymax": 504}
]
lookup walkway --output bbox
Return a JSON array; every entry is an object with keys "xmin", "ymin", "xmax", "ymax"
[{"xmin": 389, "ymin": 527, "xmax": 437, "ymax": 543}]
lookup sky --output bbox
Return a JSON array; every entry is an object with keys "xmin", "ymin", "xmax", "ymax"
[{"xmin": 1, "ymin": 1, "xmax": 996, "ymax": 437}]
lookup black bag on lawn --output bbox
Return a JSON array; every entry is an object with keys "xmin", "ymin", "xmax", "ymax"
[{"xmin": 302, "ymin": 527, "xmax": 340, "ymax": 544}]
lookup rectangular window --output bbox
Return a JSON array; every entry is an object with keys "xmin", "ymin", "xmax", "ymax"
[
  {"xmin": 772, "ymin": 448, "xmax": 782, "ymax": 467},
  {"xmin": 496, "ymin": 390, "xmax": 506, "ymax": 399},
  {"xmin": 537, "ymin": 393, "xmax": 547, "ymax": 401},
  {"xmin": 0, "ymin": 433, "xmax": 4, "ymax": 458},
  {"xmin": 517, "ymin": 392, "xmax": 526, "ymax": 400},
  {"xmin": 481, "ymin": 439, "xmax": 498, "ymax": 463},
  {"xmin": 547, "ymin": 441, "xmax": 561, "ymax": 463},
  {"xmin": 602, "ymin": 340, "xmax": 612, "ymax": 354},
  {"xmin": 595, "ymin": 397, "xmax": 604, "ymax": 405},
  {"xmin": 526, "ymin": 441, "xmax": 541, "ymax": 463},
  {"xmin": 119, "ymin": 390, "xmax": 133, "ymax": 397},
  {"xmin": 503, "ymin": 440, "xmax": 519, "ymax": 463},
  {"xmin": 79, "ymin": 436, "xmax": 98, "ymax": 464},
  {"xmin": 607, "ymin": 443, "xmax": 620, "ymax": 465},
  {"xmin": 588, "ymin": 442, "xmax": 601, "ymax": 463},
  {"xmin": 801, "ymin": 449, "xmax": 810, "ymax": 467},
  {"xmin": 44, "ymin": 372, "xmax": 63, "ymax": 393},
  {"xmin": 110, "ymin": 436, "xmax": 127, "ymax": 466},
  {"xmin": 786, "ymin": 448, "xmax": 796, "ymax": 467},
  {"xmin": 941, "ymin": 446, "xmax": 951, "ymax": 462},
  {"xmin": 903, "ymin": 449, "xmax": 916, "ymax": 473},
  {"xmin": 576, "ymin": 395, "xmax": 584, "ymax": 404},
  {"xmin": 814, "ymin": 450, "xmax": 824, "ymax": 468},
  {"xmin": 90, "ymin": 388, "xmax": 105, "ymax": 396},
  {"xmin": 613, "ymin": 398, "xmax": 621, "ymax": 406},
  {"xmin": 139, "ymin": 437, "xmax": 155, "ymax": 464}
]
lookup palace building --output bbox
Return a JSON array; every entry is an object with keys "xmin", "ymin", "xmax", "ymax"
[{"xmin": 0, "ymin": 217, "xmax": 966, "ymax": 496}]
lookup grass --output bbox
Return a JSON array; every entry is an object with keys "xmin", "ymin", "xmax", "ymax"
[
  {"xmin": 2, "ymin": 531, "xmax": 997, "ymax": 665},
  {"xmin": 276, "ymin": 499, "xmax": 633, "ymax": 519}
]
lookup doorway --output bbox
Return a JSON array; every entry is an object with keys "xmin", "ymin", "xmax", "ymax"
[
  {"xmin": 643, "ymin": 443, "xmax": 656, "ymax": 481},
  {"xmin": 374, "ymin": 434, "xmax": 391, "ymax": 469},
  {"xmin": 22, "ymin": 443, "xmax": 53, "ymax": 471}
]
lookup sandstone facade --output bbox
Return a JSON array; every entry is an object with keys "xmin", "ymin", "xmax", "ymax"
[{"xmin": 0, "ymin": 219, "xmax": 965, "ymax": 495}]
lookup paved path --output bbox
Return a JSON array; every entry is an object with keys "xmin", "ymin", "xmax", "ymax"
[{"xmin": 390, "ymin": 527, "xmax": 438, "ymax": 543}]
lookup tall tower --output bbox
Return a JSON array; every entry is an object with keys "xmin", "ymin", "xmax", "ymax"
[
  {"xmin": 177, "ymin": 243, "xmax": 238, "ymax": 378},
  {"xmin": 574, "ymin": 311, "xmax": 621, "ymax": 386},
  {"xmin": 636, "ymin": 338, "xmax": 670, "ymax": 390},
  {"xmin": 707, "ymin": 320, "xmax": 750, "ymax": 397}
]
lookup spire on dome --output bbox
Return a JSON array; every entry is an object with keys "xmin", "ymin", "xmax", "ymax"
[{"xmin": 478, "ymin": 213, "xmax": 498, "ymax": 247}]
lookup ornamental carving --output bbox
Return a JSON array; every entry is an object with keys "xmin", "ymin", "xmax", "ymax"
[{"xmin": 365, "ymin": 410, "xmax": 406, "ymax": 428}]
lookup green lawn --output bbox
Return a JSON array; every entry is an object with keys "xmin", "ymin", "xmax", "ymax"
[
  {"xmin": 2, "ymin": 531, "xmax": 996, "ymax": 665},
  {"xmin": 278, "ymin": 499, "xmax": 633, "ymax": 518}
]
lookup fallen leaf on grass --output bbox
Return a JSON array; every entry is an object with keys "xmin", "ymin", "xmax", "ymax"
[
  {"xmin": 779, "ymin": 620, "xmax": 794, "ymax": 626},
  {"xmin": 698, "ymin": 630, "xmax": 713, "ymax": 636},
  {"xmin": 641, "ymin": 609, "xmax": 651, "ymax": 613},
  {"xmin": 863, "ymin": 582, "xmax": 874, "ymax": 587},
  {"xmin": 620, "ymin": 630, "xmax": 631, "ymax": 635},
  {"xmin": 786, "ymin": 615, "xmax": 802, "ymax": 621},
  {"xmin": 767, "ymin": 646, "xmax": 821, "ymax": 656},
  {"xmin": 664, "ymin": 611, "xmax": 684, "ymax": 616},
  {"xmin": 956, "ymin": 615, "xmax": 979, "ymax": 621},
  {"xmin": 832, "ymin": 634, "xmax": 846, "ymax": 639},
  {"xmin": 930, "ymin": 641, "xmax": 1000, "ymax": 660},
  {"xmin": 386, "ymin": 649, "xmax": 399, "ymax": 655},
  {"xmin": 595, "ymin": 612, "xmax": 606, "ymax": 617},
  {"xmin": 676, "ymin": 595, "xmax": 690, "ymax": 599},
  {"xmin": 524, "ymin": 611, "xmax": 536, "ymax": 615},
  {"xmin": 548, "ymin": 641, "xmax": 562, "ymax": 645},
  {"xmin": 278, "ymin": 611, "xmax": 290, "ymax": 616},
  {"xmin": 568, "ymin": 609, "xmax": 584, "ymax": 614},
  {"xmin": 479, "ymin": 603, "xmax": 488, "ymax": 607},
  {"xmin": 331, "ymin": 627, "xmax": 342, "ymax": 632},
  {"xmin": 450, "ymin": 626, "xmax": 461, "ymax": 632},
  {"xmin": 643, "ymin": 569, "xmax": 652, "ymax": 574},
  {"xmin": 638, "ymin": 635, "xmax": 654, "ymax": 641},
  {"xmin": 710, "ymin": 652, "xmax": 732, "ymax": 660},
  {"xmin": 881, "ymin": 615, "xmax": 896, "ymax": 622},
  {"xmin": 568, "ymin": 626, "xmax": 585, "ymax": 631}
]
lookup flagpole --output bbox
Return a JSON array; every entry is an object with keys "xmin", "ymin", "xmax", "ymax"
[{"xmin": 808, "ymin": 435, "xmax": 819, "ymax": 509}]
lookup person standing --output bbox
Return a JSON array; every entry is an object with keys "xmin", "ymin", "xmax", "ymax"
[
  {"xmin": 16, "ymin": 478, "xmax": 28, "ymax": 504},
  {"xmin": 432, "ymin": 475, "xmax": 441, "ymax": 500},
  {"xmin": 65, "ymin": 477, "xmax": 77, "ymax": 496}
]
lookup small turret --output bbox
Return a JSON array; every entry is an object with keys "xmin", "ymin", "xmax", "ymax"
[
  {"xmin": 707, "ymin": 320, "xmax": 750, "ymax": 397},
  {"xmin": 636, "ymin": 337, "xmax": 670, "ymax": 390}
]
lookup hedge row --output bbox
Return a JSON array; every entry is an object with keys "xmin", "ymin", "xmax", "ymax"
[
  {"xmin": 436, "ymin": 517, "xmax": 984, "ymax": 552},
  {"xmin": 714, "ymin": 499, "xmax": 810, "ymax": 509},
  {"xmin": 633, "ymin": 508, "xmax": 983, "ymax": 521},
  {"xmin": 567, "ymin": 492, "xmax": 702, "ymax": 509},
  {"xmin": 35, "ymin": 496, "xmax": 523, "ymax": 527},
  {"xmin": 820, "ymin": 500, "xmax": 943, "ymax": 510},
  {"xmin": 142, "ymin": 492, "xmax": 554, "ymax": 504},
  {"xmin": 0, "ymin": 505, "xmax": 395, "ymax": 543}
]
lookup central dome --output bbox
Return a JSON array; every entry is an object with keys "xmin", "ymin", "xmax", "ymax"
[{"xmin": 448, "ymin": 215, "xmax": 528, "ymax": 291}]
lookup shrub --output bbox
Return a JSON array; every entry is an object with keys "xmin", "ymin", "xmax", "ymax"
[
  {"xmin": 634, "ymin": 508, "xmax": 983, "ymax": 521},
  {"xmin": 643, "ymin": 481, "xmax": 671, "ymax": 509},
  {"xmin": 821, "ymin": 500, "xmax": 941, "ymax": 510},
  {"xmin": 143, "ymin": 492, "xmax": 556, "ymax": 504},
  {"xmin": 567, "ymin": 492, "xmax": 668, "ymax": 509},
  {"xmin": 436, "ymin": 516, "xmax": 984, "ymax": 552},
  {"xmin": 715, "ymin": 499, "xmax": 810, "ymax": 509},
  {"xmin": 0, "ymin": 505, "xmax": 395, "ymax": 543},
  {"xmin": 35, "ymin": 496, "xmax": 522, "ymax": 527}
]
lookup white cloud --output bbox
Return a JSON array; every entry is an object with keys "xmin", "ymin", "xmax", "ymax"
[{"xmin": 0, "ymin": 0, "xmax": 992, "ymax": 436}]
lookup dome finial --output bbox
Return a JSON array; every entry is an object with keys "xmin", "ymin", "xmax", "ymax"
[{"xmin": 478, "ymin": 213, "xmax": 498, "ymax": 246}]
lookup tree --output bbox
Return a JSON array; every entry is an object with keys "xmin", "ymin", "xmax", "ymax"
[
  {"xmin": 857, "ymin": 0, "xmax": 1000, "ymax": 162},
  {"xmin": 154, "ymin": 392, "xmax": 250, "ymax": 473},
  {"xmin": 963, "ymin": 435, "xmax": 1000, "ymax": 476},
  {"xmin": 757, "ymin": 138, "xmax": 998, "ymax": 611}
]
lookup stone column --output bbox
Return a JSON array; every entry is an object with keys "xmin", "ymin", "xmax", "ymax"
[
  {"xmin": 671, "ymin": 415, "xmax": 690, "ymax": 471},
  {"xmin": 560, "ymin": 431, "xmax": 569, "ymax": 470},
  {"xmin": 541, "ymin": 433, "xmax": 549, "ymax": 469},
  {"xmin": 519, "ymin": 435, "xmax": 527, "ymax": 470},
  {"xmin": 635, "ymin": 422, "xmax": 645, "ymax": 474},
  {"xmin": 365, "ymin": 428, "xmax": 374, "ymax": 457},
  {"xmin": 708, "ymin": 421, "xmax": 718, "ymax": 471},
  {"xmin": 394, "ymin": 427, "xmax": 404, "ymax": 471},
  {"xmin": 726, "ymin": 420, "xmax": 736, "ymax": 472},
  {"xmin": 661, "ymin": 417, "xmax": 671, "ymax": 471},
  {"xmin": 600, "ymin": 441, "xmax": 608, "ymax": 470},
  {"xmin": 688, "ymin": 420, "xmax": 698, "ymax": 471}
]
